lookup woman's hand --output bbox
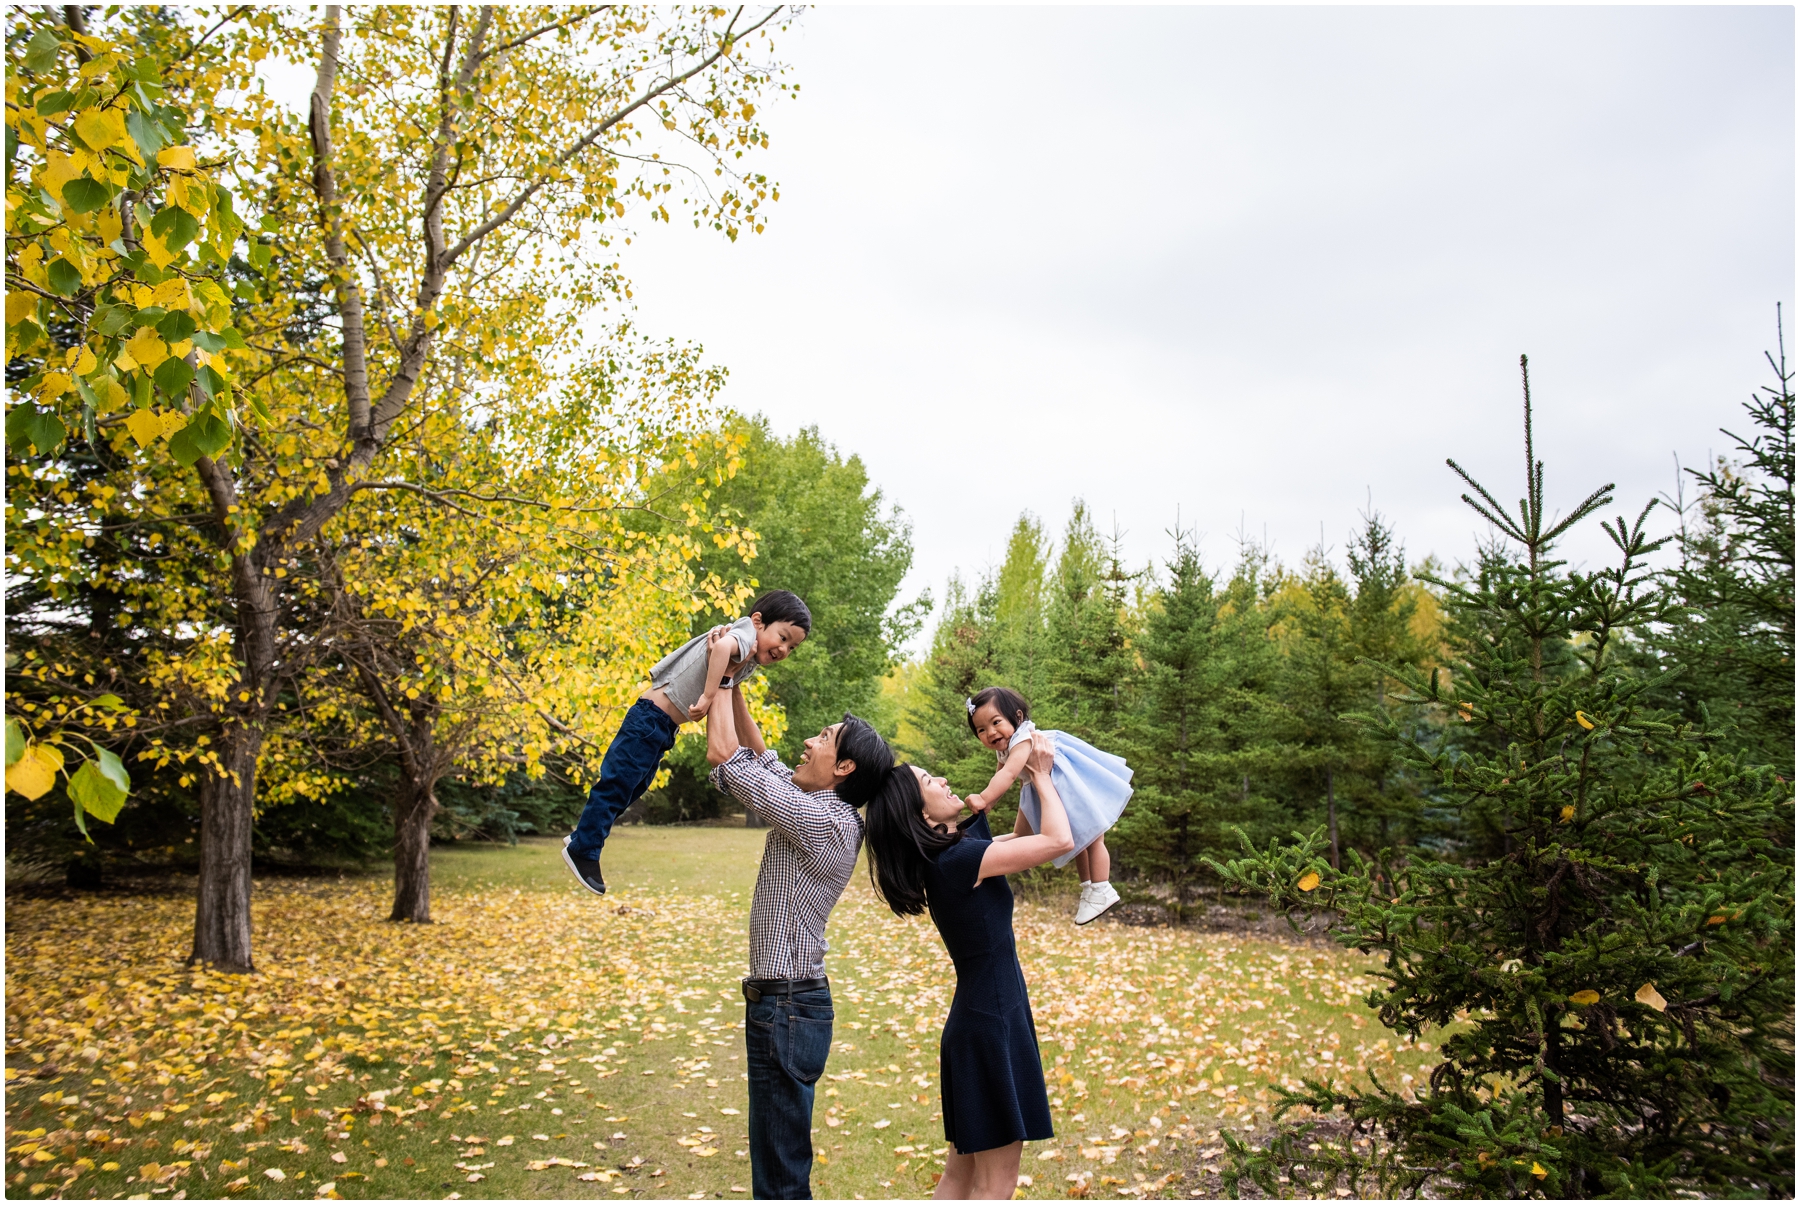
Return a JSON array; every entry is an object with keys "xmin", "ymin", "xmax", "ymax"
[{"xmin": 1022, "ymin": 732, "xmax": 1055, "ymax": 781}]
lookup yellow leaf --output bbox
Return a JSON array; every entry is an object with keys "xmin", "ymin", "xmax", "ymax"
[
  {"xmin": 92, "ymin": 375, "xmax": 128, "ymax": 414},
  {"xmin": 74, "ymin": 347, "xmax": 98, "ymax": 375},
  {"xmin": 142, "ymin": 231, "xmax": 178, "ymax": 269},
  {"xmin": 1559, "ymin": 805, "xmax": 1575, "ymax": 823},
  {"xmin": 1567, "ymin": 990, "xmax": 1599, "ymax": 1005},
  {"xmin": 1634, "ymin": 983, "xmax": 1666, "ymax": 1013},
  {"xmin": 1530, "ymin": 1162, "xmax": 1547, "ymax": 1180},
  {"xmin": 125, "ymin": 409, "xmax": 164, "ymax": 448},
  {"xmin": 124, "ymin": 328, "xmax": 169, "ymax": 369},
  {"xmin": 7, "ymin": 744, "xmax": 63, "ymax": 800},
  {"xmin": 156, "ymin": 146, "xmax": 197, "ymax": 171},
  {"xmin": 73, "ymin": 108, "xmax": 127, "ymax": 153},
  {"xmin": 151, "ymin": 278, "xmax": 193, "ymax": 311},
  {"xmin": 1707, "ymin": 914, "xmax": 1728, "ymax": 925},
  {"xmin": 159, "ymin": 410, "xmax": 188, "ymax": 438},
  {"xmin": 6, "ymin": 292, "xmax": 38, "ymax": 325},
  {"xmin": 39, "ymin": 153, "xmax": 80, "ymax": 200},
  {"xmin": 39, "ymin": 372, "xmax": 72, "ymax": 401},
  {"xmin": 1297, "ymin": 872, "xmax": 1320, "ymax": 893},
  {"xmin": 1574, "ymin": 711, "xmax": 1595, "ymax": 730}
]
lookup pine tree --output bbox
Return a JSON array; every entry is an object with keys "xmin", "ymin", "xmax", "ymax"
[{"xmin": 1213, "ymin": 357, "xmax": 1795, "ymax": 1198}]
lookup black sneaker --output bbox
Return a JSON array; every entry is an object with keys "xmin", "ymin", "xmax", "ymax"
[{"xmin": 562, "ymin": 836, "xmax": 607, "ymax": 896}]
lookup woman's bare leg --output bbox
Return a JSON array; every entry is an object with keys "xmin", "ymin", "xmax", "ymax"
[
  {"xmin": 935, "ymin": 1148, "xmax": 977, "ymax": 1199},
  {"xmin": 934, "ymin": 1141, "xmax": 1023, "ymax": 1199}
]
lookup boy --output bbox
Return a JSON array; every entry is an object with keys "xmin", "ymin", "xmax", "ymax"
[{"xmin": 561, "ymin": 590, "xmax": 811, "ymax": 894}]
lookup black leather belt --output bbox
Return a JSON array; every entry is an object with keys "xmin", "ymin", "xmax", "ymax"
[{"xmin": 742, "ymin": 977, "xmax": 828, "ymax": 1002}]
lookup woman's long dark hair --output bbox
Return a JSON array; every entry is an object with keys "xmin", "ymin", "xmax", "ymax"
[{"xmin": 865, "ymin": 765, "xmax": 964, "ymax": 917}]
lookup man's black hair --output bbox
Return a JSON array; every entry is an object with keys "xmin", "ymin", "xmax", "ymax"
[
  {"xmin": 833, "ymin": 713, "xmax": 894, "ymax": 808},
  {"xmin": 747, "ymin": 589, "xmax": 812, "ymax": 633}
]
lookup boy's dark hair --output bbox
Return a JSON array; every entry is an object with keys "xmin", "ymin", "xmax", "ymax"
[
  {"xmin": 747, "ymin": 589, "xmax": 812, "ymax": 633},
  {"xmin": 967, "ymin": 686, "xmax": 1031, "ymax": 735},
  {"xmin": 832, "ymin": 713, "xmax": 894, "ymax": 808},
  {"xmin": 865, "ymin": 764, "xmax": 963, "ymax": 916}
]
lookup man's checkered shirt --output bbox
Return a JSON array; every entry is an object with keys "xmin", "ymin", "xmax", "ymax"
[{"xmin": 710, "ymin": 747, "xmax": 864, "ymax": 981}]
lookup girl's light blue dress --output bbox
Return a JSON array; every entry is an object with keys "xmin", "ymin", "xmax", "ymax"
[{"xmin": 1009, "ymin": 721, "xmax": 1133, "ymax": 868}]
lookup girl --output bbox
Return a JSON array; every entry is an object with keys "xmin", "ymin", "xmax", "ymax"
[
  {"xmin": 864, "ymin": 734, "xmax": 1069, "ymax": 1199},
  {"xmin": 964, "ymin": 686, "xmax": 1132, "ymax": 924}
]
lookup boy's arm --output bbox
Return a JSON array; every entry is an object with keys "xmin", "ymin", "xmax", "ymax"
[
  {"xmin": 968, "ymin": 742, "xmax": 1031, "ymax": 811},
  {"xmin": 688, "ymin": 626, "xmax": 738, "ymax": 721},
  {"xmin": 705, "ymin": 668, "xmax": 743, "ymax": 766}
]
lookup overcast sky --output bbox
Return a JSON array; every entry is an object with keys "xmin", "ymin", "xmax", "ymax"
[{"xmin": 614, "ymin": 5, "xmax": 1793, "ymax": 647}]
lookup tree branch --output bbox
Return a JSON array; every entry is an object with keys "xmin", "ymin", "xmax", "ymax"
[{"xmin": 440, "ymin": 5, "xmax": 783, "ymax": 269}]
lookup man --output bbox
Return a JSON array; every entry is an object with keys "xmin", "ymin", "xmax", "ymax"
[{"xmin": 706, "ymin": 677, "xmax": 894, "ymax": 1200}]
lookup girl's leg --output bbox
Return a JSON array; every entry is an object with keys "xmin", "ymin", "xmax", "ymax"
[
  {"xmin": 1087, "ymin": 834, "xmax": 1111, "ymax": 883},
  {"xmin": 1073, "ymin": 845, "xmax": 1092, "ymax": 883}
]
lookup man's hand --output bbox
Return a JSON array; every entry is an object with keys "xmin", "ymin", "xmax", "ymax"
[{"xmin": 687, "ymin": 691, "xmax": 716, "ymax": 723}]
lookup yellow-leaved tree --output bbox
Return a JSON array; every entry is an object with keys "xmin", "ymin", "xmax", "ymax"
[
  {"xmin": 5, "ymin": 5, "xmax": 796, "ymax": 970},
  {"xmin": 308, "ymin": 335, "xmax": 761, "ymax": 922}
]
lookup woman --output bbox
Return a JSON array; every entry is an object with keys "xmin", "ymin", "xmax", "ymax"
[{"xmin": 865, "ymin": 734, "xmax": 1074, "ymax": 1200}]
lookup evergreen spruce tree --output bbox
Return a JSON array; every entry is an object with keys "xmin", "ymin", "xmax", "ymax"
[
  {"xmin": 1213, "ymin": 358, "xmax": 1795, "ymax": 1198},
  {"xmin": 993, "ymin": 514, "xmax": 1053, "ymax": 706},
  {"xmin": 904, "ymin": 574, "xmax": 1007, "ymax": 794},
  {"xmin": 1342, "ymin": 511, "xmax": 1435, "ymax": 866},
  {"xmin": 1044, "ymin": 502, "xmax": 1108, "ymax": 730},
  {"xmin": 1279, "ymin": 546, "xmax": 1363, "ymax": 869},
  {"xmin": 1655, "ymin": 324, "xmax": 1795, "ymax": 776},
  {"xmin": 1115, "ymin": 533, "xmax": 1294, "ymax": 911}
]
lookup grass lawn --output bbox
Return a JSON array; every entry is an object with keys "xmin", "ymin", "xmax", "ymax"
[{"xmin": 5, "ymin": 829, "xmax": 1442, "ymax": 1200}]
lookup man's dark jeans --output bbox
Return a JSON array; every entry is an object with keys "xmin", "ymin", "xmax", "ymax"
[
  {"xmin": 745, "ymin": 985, "xmax": 833, "ymax": 1200},
  {"xmin": 567, "ymin": 698, "xmax": 679, "ymax": 860}
]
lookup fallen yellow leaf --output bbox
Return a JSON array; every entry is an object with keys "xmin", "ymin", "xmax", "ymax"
[
  {"xmin": 1634, "ymin": 983, "xmax": 1667, "ymax": 1012},
  {"xmin": 1568, "ymin": 990, "xmax": 1599, "ymax": 1005},
  {"xmin": 1297, "ymin": 872, "xmax": 1321, "ymax": 893},
  {"xmin": 1574, "ymin": 711, "xmax": 1595, "ymax": 730},
  {"xmin": 1530, "ymin": 1161, "xmax": 1548, "ymax": 1179}
]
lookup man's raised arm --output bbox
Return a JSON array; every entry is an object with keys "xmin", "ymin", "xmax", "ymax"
[{"xmin": 731, "ymin": 683, "xmax": 767, "ymax": 758}]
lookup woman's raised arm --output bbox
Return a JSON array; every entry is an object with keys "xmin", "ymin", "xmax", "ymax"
[{"xmin": 976, "ymin": 733, "xmax": 1073, "ymax": 883}]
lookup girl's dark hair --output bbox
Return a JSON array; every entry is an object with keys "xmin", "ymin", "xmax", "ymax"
[
  {"xmin": 747, "ymin": 589, "xmax": 812, "ymax": 633},
  {"xmin": 865, "ymin": 765, "xmax": 963, "ymax": 917},
  {"xmin": 967, "ymin": 686, "xmax": 1030, "ymax": 736}
]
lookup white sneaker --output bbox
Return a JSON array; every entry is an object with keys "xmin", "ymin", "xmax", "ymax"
[{"xmin": 1075, "ymin": 881, "xmax": 1120, "ymax": 925}]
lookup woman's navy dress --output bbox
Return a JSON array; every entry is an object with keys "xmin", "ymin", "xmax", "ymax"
[{"xmin": 923, "ymin": 813, "xmax": 1054, "ymax": 1154}]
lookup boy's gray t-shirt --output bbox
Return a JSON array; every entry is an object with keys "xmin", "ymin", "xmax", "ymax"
[{"xmin": 650, "ymin": 617, "xmax": 759, "ymax": 713}]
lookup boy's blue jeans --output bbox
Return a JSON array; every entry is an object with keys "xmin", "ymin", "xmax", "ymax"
[
  {"xmin": 745, "ymin": 984, "xmax": 834, "ymax": 1199},
  {"xmin": 567, "ymin": 698, "xmax": 680, "ymax": 860}
]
